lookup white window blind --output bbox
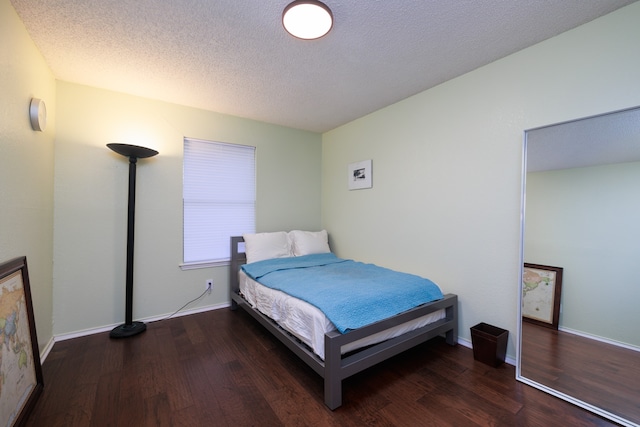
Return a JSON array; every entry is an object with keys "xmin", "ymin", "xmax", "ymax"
[{"xmin": 183, "ymin": 138, "xmax": 255, "ymax": 266}]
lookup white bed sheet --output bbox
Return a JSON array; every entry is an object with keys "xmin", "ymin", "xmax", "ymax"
[{"xmin": 239, "ymin": 270, "xmax": 445, "ymax": 360}]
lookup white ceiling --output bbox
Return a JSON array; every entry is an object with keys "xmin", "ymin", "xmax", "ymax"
[{"xmin": 10, "ymin": 0, "xmax": 637, "ymax": 133}]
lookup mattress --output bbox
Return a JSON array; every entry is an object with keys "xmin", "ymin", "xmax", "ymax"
[{"xmin": 239, "ymin": 270, "xmax": 445, "ymax": 360}]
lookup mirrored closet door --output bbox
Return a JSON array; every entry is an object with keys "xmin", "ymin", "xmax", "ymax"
[{"xmin": 518, "ymin": 106, "xmax": 640, "ymax": 427}]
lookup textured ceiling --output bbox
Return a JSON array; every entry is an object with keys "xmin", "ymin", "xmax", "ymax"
[
  {"xmin": 10, "ymin": 0, "xmax": 637, "ymax": 133},
  {"xmin": 527, "ymin": 107, "xmax": 640, "ymax": 172}
]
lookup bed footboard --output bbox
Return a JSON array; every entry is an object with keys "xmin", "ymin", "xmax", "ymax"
[{"xmin": 323, "ymin": 293, "xmax": 457, "ymax": 409}]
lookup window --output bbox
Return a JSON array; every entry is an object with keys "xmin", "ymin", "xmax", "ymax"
[{"xmin": 183, "ymin": 138, "xmax": 255, "ymax": 268}]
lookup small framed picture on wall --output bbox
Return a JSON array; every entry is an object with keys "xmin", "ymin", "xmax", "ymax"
[{"xmin": 348, "ymin": 159, "xmax": 372, "ymax": 190}]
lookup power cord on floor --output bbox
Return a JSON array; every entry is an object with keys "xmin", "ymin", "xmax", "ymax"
[{"xmin": 159, "ymin": 284, "xmax": 211, "ymax": 321}]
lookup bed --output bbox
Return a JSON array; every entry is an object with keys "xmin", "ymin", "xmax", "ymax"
[{"xmin": 229, "ymin": 232, "xmax": 458, "ymax": 410}]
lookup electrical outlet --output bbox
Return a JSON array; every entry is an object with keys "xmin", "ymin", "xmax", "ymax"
[{"xmin": 206, "ymin": 279, "xmax": 213, "ymax": 293}]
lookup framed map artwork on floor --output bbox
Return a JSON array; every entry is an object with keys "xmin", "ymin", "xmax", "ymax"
[
  {"xmin": 522, "ymin": 263, "xmax": 563, "ymax": 329},
  {"xmin": 0, "ymin": 256, "xmax": 43, "ymax": 427}
]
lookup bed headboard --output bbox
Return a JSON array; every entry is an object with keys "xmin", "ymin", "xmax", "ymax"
[{"xmin": 230, "ymin": 236, "xmax": 246, "ymax": 295}]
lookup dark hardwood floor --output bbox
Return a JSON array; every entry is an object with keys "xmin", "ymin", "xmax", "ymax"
[
  {"xmin": 521, "ymin": 321, "xmax": 640, "ymax": 425},
  {"xmin": 26, "ymin": 309, "xmax": 618, "ymax": 426}
]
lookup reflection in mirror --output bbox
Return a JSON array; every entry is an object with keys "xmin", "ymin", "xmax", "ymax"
[{"xmin": 518, "ymin": 106, "xmax": 640, "ymax": 427}]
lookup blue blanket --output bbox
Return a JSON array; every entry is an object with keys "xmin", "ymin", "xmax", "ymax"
[{"xmin": 241, "ymin": 253, "xmax": 443, "ymax": 333}]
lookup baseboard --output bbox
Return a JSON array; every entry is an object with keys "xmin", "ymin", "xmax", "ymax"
[
  {"xmin": 458, "ymin": 336, "xmax": 472, "ymax": 349},
  {"xmin": 144, "ymin": 301, "xmax": 231, "ymax": 324},
  {"xmin": 559, "ymin": 326, "xmax": 640, "ymax": 353},
  {"xmin": 53, "ymin": 302, "xmax": 230, "ymax": 343},
  {"xmin": 39, "ymin": 336, "xmax": 56, "ymax": 363}
]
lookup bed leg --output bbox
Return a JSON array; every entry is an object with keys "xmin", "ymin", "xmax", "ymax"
[
  {"xmin": 445, "ymin": 328, "xmax": 457, "ymax": 346},
  {"xmin": 445, "ymin": 298, "xmax": 458, "ymax": 345},
  {"xmin": 230, "ymin": 299, "xmax": 238, "ymax": 311},
  {"xmin": 324, "ymin": 335, "xmax": 342, "ymax": 410}
]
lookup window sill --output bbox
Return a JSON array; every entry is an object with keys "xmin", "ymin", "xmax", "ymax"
[{"xmin": 180, "ymin": 259, "xmax": 230, "ymax": 270}]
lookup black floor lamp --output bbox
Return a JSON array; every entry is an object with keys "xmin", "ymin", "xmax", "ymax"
[{"xmin": 107, "ymin": 143, "xmax": 158, "ymax": 338}]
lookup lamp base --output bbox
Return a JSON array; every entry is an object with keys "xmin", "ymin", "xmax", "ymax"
[{"xmin": 109, "ymin": 321, "xmax": 147, "ymax": 338}]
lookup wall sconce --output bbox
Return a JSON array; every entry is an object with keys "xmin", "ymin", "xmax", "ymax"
[{"xmin": 29, "ymin": 98, "xmax": 47, "ymax": 131}]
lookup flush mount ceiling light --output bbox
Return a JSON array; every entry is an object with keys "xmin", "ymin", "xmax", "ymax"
[{"xmin": 282, "ymin": 0, "xmax": 333, "ymax": 40}]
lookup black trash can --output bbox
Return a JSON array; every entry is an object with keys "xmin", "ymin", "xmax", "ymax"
[{"xmin": 470, "ymin": 323, "xmax": 509, "ymax": 367}]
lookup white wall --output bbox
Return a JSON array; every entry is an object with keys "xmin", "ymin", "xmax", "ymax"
[
  {"xmin": 321, "ymin": 3, "xmax": 640, "ymax": 358},
  {"xmin": 53, "ymin": 82, "xmax": 322, "ymax": 336},
  {"xmin": 0, "ymin": 0, "xmax": 56, "ymax": 352},
  {"xmin": 525, "ymin": 163, "xmax": 640, "ymax": 346}
]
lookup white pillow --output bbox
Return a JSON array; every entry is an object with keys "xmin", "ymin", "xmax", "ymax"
[
  {"xmin": 242, "ymin": 232, "xmax": 291, "ymax": 263},
  {"xmin": 289, "ymin": 230, "xmax": 330, "ymax": 256}
]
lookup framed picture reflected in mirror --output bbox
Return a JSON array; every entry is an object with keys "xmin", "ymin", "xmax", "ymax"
[{"xmin": 522, "ymin": 263, "xmax": 563, "ymax": 329}]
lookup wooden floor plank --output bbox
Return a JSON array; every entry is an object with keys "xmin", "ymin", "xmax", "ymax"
[
  {"xmin": 522, "ymin": 321, "xmax": 640, "ymax": 425},
  {"xmin": 24, "ymin": 308, "xmax": 621, "ymax": 426}
]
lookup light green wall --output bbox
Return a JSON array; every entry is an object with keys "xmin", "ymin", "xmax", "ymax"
[
  {"xmin": 53, "ymin": 82, "xmax": 321, "ymax": 335},
  {"xmin": 321, "ymin": 3, "xmax": 640, "ymax": 358},
  {"xmin": 5, "ymin": 0, "xmax": 640, "ymax": 352},
  {"xmin": 0, "ymin": 0, "xmax": 56, "ymax": 352},
  {"xmin": 525, "ymin": 163, "xmax": 640, "ymax": 346}
]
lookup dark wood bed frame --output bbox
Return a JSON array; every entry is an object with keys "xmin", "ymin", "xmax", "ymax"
[{"xmin": 229, "ymin": 236, "xmax": 458, "ymax": 410}]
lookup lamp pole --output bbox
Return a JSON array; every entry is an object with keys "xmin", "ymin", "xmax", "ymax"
[{"xmin": 107, "ymin": 143, "xmax": 158, "ymax": 338}]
